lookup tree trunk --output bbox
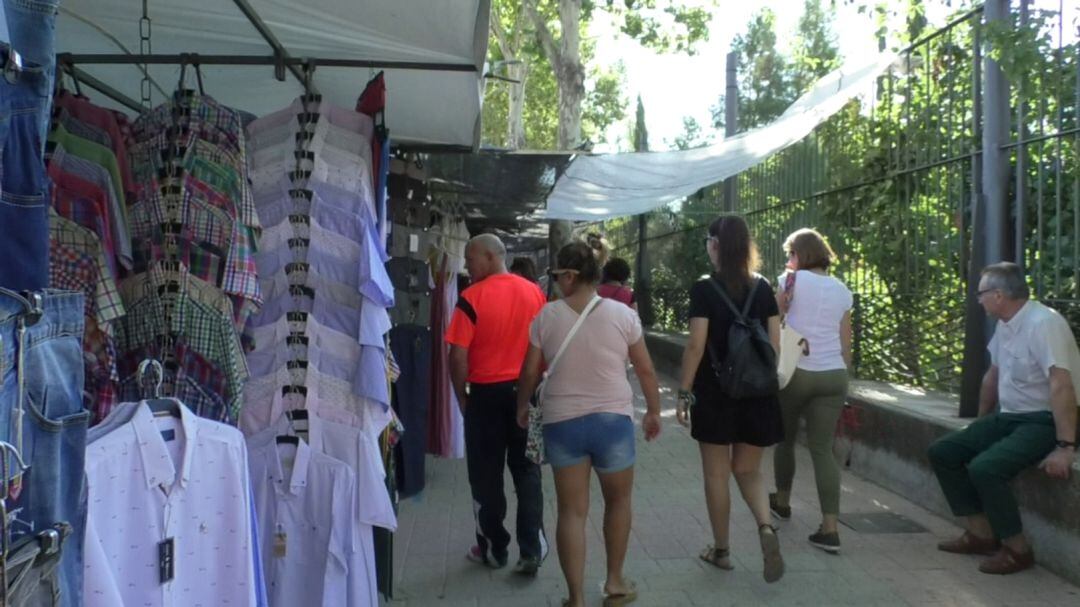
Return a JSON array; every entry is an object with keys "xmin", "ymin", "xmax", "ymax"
[
  {"xmin": 508, "ymin": 62, "xmax": 527, "ymax": 149},
  {"xmin": 549, "ymin": 0, "xmax": 585, "ymax": 260}
]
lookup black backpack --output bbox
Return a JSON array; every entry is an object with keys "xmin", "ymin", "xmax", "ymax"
[{"xmin": 705, "ymin": 278, "xmax": 779, "ymax": 399}]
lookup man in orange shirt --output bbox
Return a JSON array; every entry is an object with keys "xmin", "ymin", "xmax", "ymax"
[{"xmin": 447, "ymin": 234, "xmax": 548, "ymax": 575}]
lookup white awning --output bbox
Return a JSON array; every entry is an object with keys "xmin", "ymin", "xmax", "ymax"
[
  {"xmin": 543, "ymin": 52, "xmax": 899, "ymax": 220},
  {"xmin": 56, "ymin": 0, "xmax": 490, "ymax": 149}
]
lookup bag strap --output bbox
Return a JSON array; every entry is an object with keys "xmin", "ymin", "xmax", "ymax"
[
  {"xmin": 707, "ymin": 277, "xmax": 760, "ymax": 322},
  {"xmin": 547, "ymin": 295, "xmax": 602, "ymax": 376},
  {"xmin": 704, "ymin": 278, "xmax": 761, "ymax": 371}
]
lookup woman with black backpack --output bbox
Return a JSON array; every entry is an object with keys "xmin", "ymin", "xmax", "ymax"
[{"xmin": 675, "ymin": 214, "xmax": 785, "ymax": 583}]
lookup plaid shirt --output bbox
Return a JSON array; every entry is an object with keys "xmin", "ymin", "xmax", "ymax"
[
  {"xmin": 47, "ymin": 144, "xmax": 133, "ymax": 271},
  {"xmin": 132, "ymin": 92, "xmax": 244, "ymax": 151},
  {"xmin": 49, "ymin": 215, "xmax": 123, "ymax": 415},
  {"xmin": 49, "ymin": 213, "xmax": 125, "ymax": 326},
  {"xmin": 128, "ymin": 184, "xmax": 260, "ymax": 314},
  {"xmin": 49, "ymin": 167, "xmax": 117, "ymax": 275},
  {"xmin": 58, "ymin": 107, "xmax": 112, "ymax": 149},
  {"xmin": 117, "ymin": 339, "xmax": 235, "ymax": 423},
  {"xmin": 117, "ymin": 289, "xmax": 247, "ymax": 422},
  {"xmin": 119, "ymin": 261, "xmax": 234, "ymax": 322},
  {"xmin": 129, "ymin": 133, "xmax": 257, "ymax": 233}
]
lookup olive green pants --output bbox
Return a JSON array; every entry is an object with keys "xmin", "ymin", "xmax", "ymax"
[{"xmin": 773, "ymin": 368, "xmax": 850, "ymax": 516}]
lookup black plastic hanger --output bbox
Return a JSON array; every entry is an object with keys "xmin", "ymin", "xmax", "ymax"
[{"xmin": 275, "ymin": 434, "xmax": 299, "ymax": 446}]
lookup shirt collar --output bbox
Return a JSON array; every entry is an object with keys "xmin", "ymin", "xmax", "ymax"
[
  {"xmin": 267, "ymin": 437, "xmax": 311, "ymax": 496},
  {"xmin": 1002, "ymin": 300, "xmax": 1034, "ymax": 332},
  {"xmin": 131, "ymin": 400, "xmax": 198, "ymax": 490}
]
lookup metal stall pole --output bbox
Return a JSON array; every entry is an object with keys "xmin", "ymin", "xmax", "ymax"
[{"xmin": 960, "ymin": 0, "xmax": 1010, "ymax": 417}]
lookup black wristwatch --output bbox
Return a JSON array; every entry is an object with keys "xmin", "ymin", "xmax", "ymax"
[{"xmin": 1056, "ymin": 440, "xmax": 1077, "ymax": 450}]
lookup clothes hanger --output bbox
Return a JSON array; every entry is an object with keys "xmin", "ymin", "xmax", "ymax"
[{"xmin": 137, "ymin": 359, "xmax": 181, "ymax": 418}]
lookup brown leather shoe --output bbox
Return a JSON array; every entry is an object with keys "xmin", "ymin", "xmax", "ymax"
[
  {"xmin": 979, "ymin": 546, "xmax": 1035, "ymax": 575},
  {"xmin": 937, "ymin": 532, "xmax": 1000, "ymax": 555}
]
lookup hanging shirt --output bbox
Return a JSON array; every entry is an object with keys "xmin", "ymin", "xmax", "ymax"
[
  {"xmin": 247, "ymin": 438, "xmax": 359, "ymax": 607},
  {"xmin": 54, "ymin": 90, "xmax": 135, "ymax": 200},
  {"xmin": 241, "ymin": 367, "xmax": 390, "ymax": 438},
  {"xmin": 47, "ymin": 144, "xmax": 133, "ymax": 269},
  {"xmin": 248, "ymin": 410, "xmax": 396, "ymax": 531},
  {"xmin": 47, "ymin": 124, "xmax": 127, "ymax": 221},
  {"xmin": 83, "ymin": 401, "xmax": 258, "ymax": 607}
]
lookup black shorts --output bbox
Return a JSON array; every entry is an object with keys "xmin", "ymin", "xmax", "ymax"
[{"xmin": 689, "ymin": 389, "xmax": 784, "ymax": 447}]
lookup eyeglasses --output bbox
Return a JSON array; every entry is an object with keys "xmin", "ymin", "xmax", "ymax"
[
  {"xmin": 976, "ymin": 288, "xmax": 999, "ymax": 298},
  {"xmin": 702, "ymin": 236, "xmax": 717, "ymax": 246},
  {"xmin": 548, "ymin": 269, "xmax": 579, "ymax": 279}
]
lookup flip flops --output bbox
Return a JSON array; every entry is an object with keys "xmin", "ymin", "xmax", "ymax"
[{"xmin": 602, "ymin": 579, "xmax": 638, "ymax": 606}]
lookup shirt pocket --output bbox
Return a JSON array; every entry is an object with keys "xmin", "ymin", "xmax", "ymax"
[{"xmin": 1003, "ymin": 341, "xmax": 1043, "ymax": 385}]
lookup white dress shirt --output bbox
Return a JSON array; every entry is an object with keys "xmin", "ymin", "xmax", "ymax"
[
  {"xmin": 84, "ymin": 401, "xmax": 258, "ymax": 607},
  {"xmin": 241, "ymin": 367, "xmax": 391, "ymax": 438},
  {"xmin": 249, "ymin": 411, "xmax": 397, "ymax": 530},
  {"xmin": 247, "ymin": 438, "xmax": 361, "ymax": 607},
  {"xmin": 989, "ymin": 300, "xmax": 1080, "ymax": 413}
]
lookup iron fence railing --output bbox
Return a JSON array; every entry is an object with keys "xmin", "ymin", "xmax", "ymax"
[{"xmin": 606, "ymin": 2, "xmax": 1079, "ymax": 396}]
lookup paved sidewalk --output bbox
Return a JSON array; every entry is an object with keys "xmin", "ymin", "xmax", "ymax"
[{"xmin": 384, "ymin": 374, "xmax": 1080, "ymax": 606}]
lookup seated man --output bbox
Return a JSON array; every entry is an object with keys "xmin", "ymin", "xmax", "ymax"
[{"xmin": 929, "ymin": 262, "xmax": 1079, "ymax": 574}]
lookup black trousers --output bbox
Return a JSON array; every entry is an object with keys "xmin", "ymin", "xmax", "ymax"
[{"xmin": 465, "ymin": 381, "xmax": 546, "ymax": 561}]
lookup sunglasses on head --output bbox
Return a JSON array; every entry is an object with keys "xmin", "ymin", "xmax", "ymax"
[{"xmin": 548, "ymin": 269, "xmax": 579, "ymax": 279}]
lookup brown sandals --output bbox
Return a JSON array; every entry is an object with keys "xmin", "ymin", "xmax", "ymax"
[{"xmin": 699, "ymin": 545, "xmax": 734, "ymax": 570}]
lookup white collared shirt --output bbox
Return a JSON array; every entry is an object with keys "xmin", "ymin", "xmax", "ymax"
[
  {"xmin": 247, "ymin": 438, "xmax": 360, "ymax": 607},
  {"xmin": 248, "ymin": 411, "xmax": 397, "ymax": 531},
  {"xmin": 989, "ymin": 300, "xmax": 1080, "ymax": 413},
  {"xmin": 84, "ymin": 401, "xmax": 257, "ymax": 607}
]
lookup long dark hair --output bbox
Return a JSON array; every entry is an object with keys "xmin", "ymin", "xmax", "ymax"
[{"xmin": 708, "ymin": 215, "xmax": 761, "ymax": 298}]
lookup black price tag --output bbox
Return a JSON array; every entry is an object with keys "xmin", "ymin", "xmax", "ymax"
[{"xmin": 158, "ymin": 538, "xmax": 175, "ymax": 584}]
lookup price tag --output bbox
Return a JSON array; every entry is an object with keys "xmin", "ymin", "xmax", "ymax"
[
  {"xmin": 273, "ymin": 531, "xmax": 287, "ymax": 558},
  {"xmin": 158, "ymin": 538, "xmax": 175, "ymax": 584}
]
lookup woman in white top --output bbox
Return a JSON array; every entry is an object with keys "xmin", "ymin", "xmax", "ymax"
[
  {"xmin": 769, "ymin": 228, "xmax": 853, "ymax": 554},
  {"xmin": 516, "ymin": 241, "xmax": 661, "ymax": 607}
]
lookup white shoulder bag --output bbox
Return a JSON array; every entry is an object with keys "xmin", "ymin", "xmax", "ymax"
[
  {"xmin": 777, "ymin": 272, "xmax": 809, "ymax": 390},
  {"xmin": 525, "ymin": 295, "xmax": 602, "ymax": 464}
]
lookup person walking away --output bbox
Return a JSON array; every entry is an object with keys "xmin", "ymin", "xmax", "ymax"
[
  {"xmin": 447, "ymin": 234, "xmax": 549, "ymax": 574},
  {"xmin": 516, "ymin": 242, "xmax": 662, "ymax": 607},
  {"xmin": 769, "ymin": 228, "xmax": 853, "ymax": 554},
  {"xmin": 598, "ymin": 258, "xmax": 638, "ymax": 312},
  {"xmin": 510, "ymin": 257, "xmax": 539, "ymax": 284},
  {"xmin": 675, "ymin": 215, "xmax": 785, "ymax": 583},
  {"xmin": 928, "ymin": 262, "xmax": 1079, "ymax": 574}
]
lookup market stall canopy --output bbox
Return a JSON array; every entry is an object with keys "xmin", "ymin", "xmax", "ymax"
[
  {"xmin": 426, "ymin": 151, "xmax": 572, "ymax": 250},
  {"xmin": 56, "ymin": 0, "xmax": 490, "ymax": 150},
  {"xmin": 543, "ymin": 52, "xmax": 900, "ymax": 220}
]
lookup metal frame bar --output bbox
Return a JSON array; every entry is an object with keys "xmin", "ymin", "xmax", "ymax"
[
  {"xmin": 231, "ymin": 0, "xmax": 305, "ymax": 84},
  {"xmin": 56, "ymin": 53, "xmax": 478, "ymax": 72},
  {"xmin": 60, "ymin": 63, "xmax": 144, "ymax": 112}
]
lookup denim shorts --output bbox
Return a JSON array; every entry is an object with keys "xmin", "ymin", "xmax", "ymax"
[{"xmin": 543, "ymin": 412, "xmax": 635, "ymax": 473}]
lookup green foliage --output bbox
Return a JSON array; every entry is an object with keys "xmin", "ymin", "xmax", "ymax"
[{"xmin": 482, "ymin": 0, "xmax": 712, "ymax": 150}]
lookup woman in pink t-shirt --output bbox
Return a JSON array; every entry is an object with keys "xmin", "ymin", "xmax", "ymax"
[
  {"xmin": 516, "ymin": 241, "xmax": 661, "ymax": 607},
  {"xmin": 598, "ymin": 257, "xmax": 638, "ymax": 312}
]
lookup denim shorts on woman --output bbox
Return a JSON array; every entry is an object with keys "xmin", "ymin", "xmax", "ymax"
[{"xmin": 543, "ymin": 412, "xmax": 635, "ymax": 473}]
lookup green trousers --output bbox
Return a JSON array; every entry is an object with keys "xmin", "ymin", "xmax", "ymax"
[
  {"xmin": 774, "ymin": 368, "xmax": 850, "ymax": 516},
  {"xmin": 927, "ymin": 411, "xmax": 1057, "ymax": 539}
]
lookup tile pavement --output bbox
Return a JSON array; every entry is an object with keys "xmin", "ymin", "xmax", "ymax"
[{"xmin": 383, "ymin": 374, "xmax": 1080, "ymax": 607}]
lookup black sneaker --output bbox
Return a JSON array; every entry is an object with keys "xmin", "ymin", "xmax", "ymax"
[
  {"xmin": 769, "ymin": 493, "xmax": 791, "ymax": 521},
  {"xmin": 512, "ymin": 556, "xmax": 542, "ymax": 576},
  {"xmin": 809, "ymin": 530, "xmax": 841, "ymax": 554}
]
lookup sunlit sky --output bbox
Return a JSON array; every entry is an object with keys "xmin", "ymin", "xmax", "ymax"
[{"xmin": 588, "ymin": 0, "xmax": 1077, "ymax": 153}]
